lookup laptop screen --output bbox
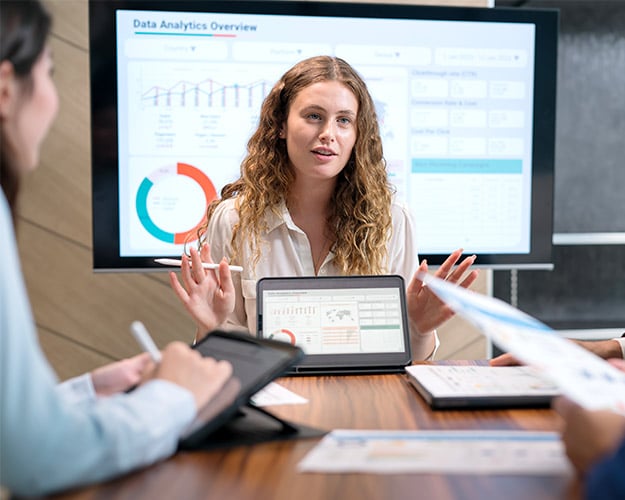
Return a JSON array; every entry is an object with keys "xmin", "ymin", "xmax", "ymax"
[{"xmin": 257, "ymin": 275, "xmax": 412, "ymax": 374}]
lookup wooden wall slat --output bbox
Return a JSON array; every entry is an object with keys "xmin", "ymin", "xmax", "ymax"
[
  {"xmin": 18, "ymin": 223, "xmax": 196, "ymax": 361},
  {"xmin": 46, "ymin": 0, "xmax": 88, "ymax": 49},
  {"xmin": 436, "ymin": 271, "xmax": 487, "ymax": 360},
  {"xmin": 437, "ymin": 316, "xmax": 486, "ymax": 360},
  {"xmin": 39, "ymin": 328, "xmax": 113, "ymax": 380},
  {"xmin": 20, "ymin": 31, "xmax": 91, "ymax": 245}
]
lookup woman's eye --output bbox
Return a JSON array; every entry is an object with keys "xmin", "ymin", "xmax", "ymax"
[{"xmin": 307, "ymin": 113, "xmax": 322, "ymax": 120}]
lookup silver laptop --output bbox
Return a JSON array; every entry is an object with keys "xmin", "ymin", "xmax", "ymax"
[{"xmin": 256, "ymin": 275, "xmax": 412, "ymax": 375}]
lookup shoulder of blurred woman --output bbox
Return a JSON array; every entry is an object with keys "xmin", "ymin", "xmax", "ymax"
[{"xmin": 585, "ymin": 436, "xmax": 625, "ymax": 500}]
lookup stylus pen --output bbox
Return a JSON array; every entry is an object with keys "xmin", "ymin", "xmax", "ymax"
[
  {"xmin": 130, "ymin": 321, "xmax": 162, "ymax": 364},
  {"xmin": 154, "ymin": 258, "xmax": 243, "ymax": 273}
]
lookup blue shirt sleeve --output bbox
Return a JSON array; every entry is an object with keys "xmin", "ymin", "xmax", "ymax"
[
  {"xmin": 56, "ymin": 372, "xmax": 97, "ymax": 406},
  {"xmin": 0, "ymin": 194, "xmax": 197, "ymax": 496},
  {"xmin": 585, "ymin": 437, "xmax": 625, "ymax": 500}
]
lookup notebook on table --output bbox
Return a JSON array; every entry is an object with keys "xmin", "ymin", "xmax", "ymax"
[
  {"xmin": 256, "ymin": 275, "xmax": 412, "ymax": 375},
  {"xmin": 406, "ymin": 364, "xmax": 560, "ymax": 410}
]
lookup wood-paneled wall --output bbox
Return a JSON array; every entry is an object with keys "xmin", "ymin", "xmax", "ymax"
[{"xmin": 17, "ymin": 0, "xmax": 489, "ymax": 381}]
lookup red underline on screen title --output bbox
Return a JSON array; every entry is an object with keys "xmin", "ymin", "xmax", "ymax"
[{"xmin": 135, "ymin": 32, "xmax": 236, "ymax": 37}]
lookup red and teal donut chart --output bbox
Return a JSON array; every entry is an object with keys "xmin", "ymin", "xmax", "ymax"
[
  {"xmin": 136, "ymin": 162, "xmax": 217, "ymax": 244},
  {"xmin": 268, "ymin": 328, "xmax": 297, "ymax": 345}
]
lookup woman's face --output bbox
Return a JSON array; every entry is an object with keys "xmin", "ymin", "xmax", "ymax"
[
  {"xmin": 282, "ymin": 80, "xmax": 358, "ymax": 184},
  {"xmin": 2, "ymin": 46, "xmax": 58, "ymax": 173}
]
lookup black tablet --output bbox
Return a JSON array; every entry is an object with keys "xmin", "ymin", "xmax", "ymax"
[
  {"xmin": 257, "ymin": 275, "xmax": 412, "ymax": 375},
  {"xmin": 178, "ymin": 330, "xmax": 304, "ymax": 449}
]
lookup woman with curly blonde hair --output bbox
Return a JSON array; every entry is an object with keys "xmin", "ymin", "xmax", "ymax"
[{"xmin": 170, "ymin": 56, "xmax": 478, "ymax": 361}]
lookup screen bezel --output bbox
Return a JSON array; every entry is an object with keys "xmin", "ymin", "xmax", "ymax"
[{"xmin": 89, "ymin": 0, "xmax": 558, "ymax": 271}]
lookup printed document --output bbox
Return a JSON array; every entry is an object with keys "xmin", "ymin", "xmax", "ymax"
[
  {"xmin": 250, "ymin": 382, "xmax": 308, "ymax": 407},
  {"xmin": 298, "ymin": 430, "xmax": 571, "ymax": 475},
  {"xmin": 420, "ymin": 273, "xmax": 625, "ymax": 415}
]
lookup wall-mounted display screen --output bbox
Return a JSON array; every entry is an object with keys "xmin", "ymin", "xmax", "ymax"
[{"xmin": 89, "ymin": 0, "xmax": 558, "ymax": 271}]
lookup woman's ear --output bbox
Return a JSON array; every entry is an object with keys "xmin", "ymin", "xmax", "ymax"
[{"xmin": 0, "ymin": 60, "xmax": 18, "ymax": 119}]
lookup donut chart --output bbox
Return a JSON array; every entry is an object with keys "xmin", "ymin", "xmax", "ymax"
[
  {"xmin": 269, "ymin": 328, "xmax": 297, "ymax": 345},
  {"xmin": 136, "ymin": 162, "xmax": 217, "ymax": 244}
]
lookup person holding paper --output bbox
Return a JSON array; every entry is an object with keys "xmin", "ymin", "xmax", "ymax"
[
  {"xmin": 491, "ymin": 337, "xmax": 625, "ymax": 366},
  {"xmin": 169, "ymin": 55, "xmax": 478, "ymax": 361},
  {"xmin": 554, "ymin": 358, "xmax": 625, "ymax": 499},
  {"xmin": 0, "ymin": 1, "xmax": 235, "ymax": 496}
]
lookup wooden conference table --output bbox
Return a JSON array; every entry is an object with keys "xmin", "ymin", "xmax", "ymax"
[{"xmin": 47, "ymin": 362, "xmax": 580, "ymax": 500}]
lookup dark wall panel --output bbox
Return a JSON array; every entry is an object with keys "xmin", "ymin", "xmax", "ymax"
[
  {"xmin": 494, "ymin": 245, "xmax": 625, "ymax": 328},
  {"xmin": 491, "ymin": 2, "xmax": 625, "ymax": 346},
  {"xmin": 552, "ymin": 2, "xmax": 625, "ymax": 233},
  {"xmin": 500, "ymin": 1, "xmax": 625, "ymax": 233}
]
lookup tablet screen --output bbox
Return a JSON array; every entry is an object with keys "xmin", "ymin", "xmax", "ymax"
[
  {"xmin": 257, "ymin": 276, "xmax": 412, "ymax": 373},
  {"xmin": 179, "ymin": 330, "xmax": 304, "ymax": 448},
  {"xmin": 192, "ymin": 332, "xmax": 302, "ymax": 393},
  {"xmin": 260, "ymin": 283, "xmax": 406, "ymax": 355}
]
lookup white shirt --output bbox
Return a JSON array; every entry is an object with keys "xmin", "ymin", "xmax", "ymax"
[
  {"xmin": 205, "ymin": 197, "xmax": 439, "ymax": 359},
  {"xmin": 612, "ymin": 336, "xmax": 625, "ymax": 358}
]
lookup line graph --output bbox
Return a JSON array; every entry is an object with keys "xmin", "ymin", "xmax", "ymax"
[
  {"xmin": 127, "ymin": 61, "xmax": 288, "ymax": 155},
  {"xmin": 142, "ymin": 77, "xmax": 272, "ymax": 108}
]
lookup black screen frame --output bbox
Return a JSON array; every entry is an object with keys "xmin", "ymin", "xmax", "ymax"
[{"xmin": 89, "ymin": 0, "xmax": 558, "ymax": 271}]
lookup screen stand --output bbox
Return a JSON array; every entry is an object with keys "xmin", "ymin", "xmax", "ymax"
[
  {"xmin": 243, "ymin": 403, "xmax": 300, "ymax": 434},
  {"xmin": 183, "ymin": 404, "xmax": 326, "ymax": 451}
]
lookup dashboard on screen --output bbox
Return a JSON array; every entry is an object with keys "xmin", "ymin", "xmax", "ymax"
[{"xmin": 89, "ymin": 1, "xmax": 558, "ymax": 271}]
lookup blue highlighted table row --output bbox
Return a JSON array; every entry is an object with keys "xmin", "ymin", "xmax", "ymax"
[{"xmin": 412, "ymin": 158, "xmax": 522, "ymax": 174}]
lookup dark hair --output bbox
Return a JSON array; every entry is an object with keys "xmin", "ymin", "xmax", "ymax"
[{"xmin": 0, "ymin": 0, "xmax": 52, "ymax": 221}]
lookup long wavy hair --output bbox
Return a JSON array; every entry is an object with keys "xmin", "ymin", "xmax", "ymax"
[
  {"xmin": 0, "ymin": 0, "xmax": 51, "ymax": 226},
  {"xmin": 199, "ymin": 55, "xmax": 394, "ymax": 275}
]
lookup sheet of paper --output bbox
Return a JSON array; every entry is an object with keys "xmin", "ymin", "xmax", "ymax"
[
  {"xmin": 250, "ymin": 382, "xmax": 308, "ymax": 407},
  {"xmin": 298, "ymin": 430, "xmax": 572, "ymax": 475},
  {"xmin": 420, "ymin": 273, "xmax": 625, "ymax": 415}
]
